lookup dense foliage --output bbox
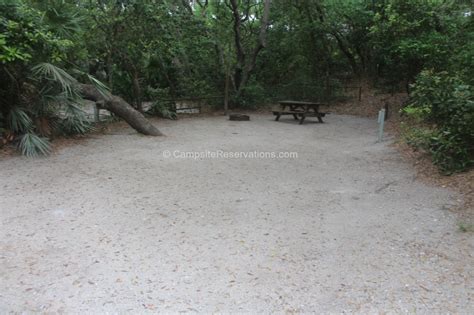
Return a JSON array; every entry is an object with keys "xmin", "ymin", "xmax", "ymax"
[
  {"xmin": 404, "ymin": 71, "xmax": 474, "ymax": 173},
  {"xmin": 400, "ymin": 3, "xmax": 474, "ymax": 173},
  {"xmin": 0, "ymin": 0, "xmax": 472, "ymax": 172},
  {"xmin": 0, "ymin": 2, "xmax": 93, "ymax": 156}
]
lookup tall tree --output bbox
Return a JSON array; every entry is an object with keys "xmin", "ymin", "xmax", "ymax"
[{"xmin": 227, "ymin": 0, "xmax": 272, "ymax": 94}]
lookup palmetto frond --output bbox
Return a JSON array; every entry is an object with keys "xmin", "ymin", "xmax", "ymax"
[
  {"xmin": 32, "ymin": 63, "xmax": 78, "ymax": 97},
  {"xmin": 30, "ymin": 0, "xmax": 84, "ymax": 39},
  {"xmin": 60, "ymin": 100, "xmax": 92, "ymax": 135},
  {"xmin": 85, "ymin": 73, "xmax": 111, "ymax": 99},
  {"xmin": 18, "ymin": 132, "xmax": 51, "ymax": 157},
  {"xmin": 7, "ymin": 107, "xmax": 32, "ymax": 133},
  {"xmin": 45, "ymin": 7, "xmax": 84, "ymax": 38},
  {"xmin": 72, "ymin": 69, "xmax": 111, "ymax": 99}
]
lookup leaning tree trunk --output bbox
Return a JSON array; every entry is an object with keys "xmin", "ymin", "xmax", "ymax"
[{"xmin": 79, "ymin": 84, "xmax": 163, "ymax": 136}]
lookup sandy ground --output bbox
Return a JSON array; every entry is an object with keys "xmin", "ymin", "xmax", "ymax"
[{"xmin": 0, "ymin": 114, "xmax": 472, "ymax": 313}]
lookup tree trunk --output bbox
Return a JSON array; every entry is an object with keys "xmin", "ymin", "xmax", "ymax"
[
  {"xmin": 229, "ymin": 0, "xmax": 271, "ymax": 94},
  {"xmin": 224, "ymin": 69, "xmax": 230, "ymax": 115},
  {"xmin": 312, "ymin": 2, "xmax": 359, "ymax": 76},
  {"xmin": 332, "ymin": 31, "xmax": 359, "ymax": 76},
  {"xmin": 131, "ymin": 71, "xmax": 142, "ymax": 112},
  {"xmin": 240, "ymin": 0, "xmax": 271, "ymax": 90},
  {"xmin": 79, "ymin": 84, "xmax": 163, "ymax": 136}
]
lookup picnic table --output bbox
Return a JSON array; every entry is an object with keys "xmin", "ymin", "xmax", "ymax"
[{"xmin": 273, "ymin": 100, "xmax": 327, "ymax": 125}]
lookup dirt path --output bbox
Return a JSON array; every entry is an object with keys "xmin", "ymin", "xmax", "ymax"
[{"xmin": 0, "ymin": 114, "xmax": 472, "ymax": 313}]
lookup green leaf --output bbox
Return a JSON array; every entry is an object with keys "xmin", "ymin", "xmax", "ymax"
[
  {"xmin": 18, "ymin": 133, "xmax": 51, "ymax": 157},
  {"xmin": 7, "ymin": 108, "xmax": 32, "ymax": 133},
  {"xmin": 31, "ymin": 63, "xmax": 78, "ymax": 97}
]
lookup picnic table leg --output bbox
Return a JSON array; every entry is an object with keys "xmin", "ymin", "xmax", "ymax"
[
  {"xmin": 299, "ymin": 114, "xmax": 306, "ymax": 125},
  {"xmin": 293, "ymin": 114, "xmax": 298, "ymax": 120},
  {"xmin": 314, "ymin": 106, "xmax": 324, "ymax": 123},
  {"xmin": 275, "ymin": 113, "xmax": 281, "ymax": 121}
]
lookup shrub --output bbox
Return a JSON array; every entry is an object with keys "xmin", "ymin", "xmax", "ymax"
[
  {"xmin": 401, "ymin": 123, "xmax": 433, "ymax": 151},
  {"xmin": 429, "ymin": 130, "xmax": 472, "ymax": 173},
  {"xmin": 145, "ymin": 86, "xmax": 177, "ymax": 120},
  {"xmin": 403, "ymin": 70, "xmax": 474, "ymax": 173},
  {"xmin": 234, "ymin": 82, "xmax": 266, "ymax": 109},
  {"xmin": 147, "ymin": 102, "xmax": 177, "ymax": 120}
]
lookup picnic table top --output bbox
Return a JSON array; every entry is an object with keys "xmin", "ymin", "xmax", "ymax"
[{"xmin": 278, "ymin": 100, "xmax": 324, "ymax": 106}]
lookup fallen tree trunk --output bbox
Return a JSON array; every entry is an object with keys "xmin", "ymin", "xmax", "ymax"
[{"xmin": 79, "ymin": 84, "xmax": 163, "ymax": 136}]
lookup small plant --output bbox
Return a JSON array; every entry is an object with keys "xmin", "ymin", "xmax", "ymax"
[
  {"xmin": 18, "ymin": 133, "xmax": 51, "ymax": 157},
  {"xmin": 400, "ymin": 123, "xmax": 433, "ymax": 151},
  {"xmin": 59, "ymin": 102, "xmax": 93, "ymax": 135},
  {"xmin": 145, "ymin": 86, "xmax": 177, "ymax": 120},
  {"xmin": 147, "ymin": 101, "xmax": 177, "ymax": 120},
  {"xmin": 429, "ymin": 130, "xmax": 473, "ymax": 174},
  {"xmin": 458, "ymin": 222, "xmax": 474, "ymax": 233},
  {"xmin": 233, "ymin": 82, "xmax": 266, "ymax": 109},
  {"xmin": 402, "ymin": 105, "xmax": 431, "ymax": 123}
]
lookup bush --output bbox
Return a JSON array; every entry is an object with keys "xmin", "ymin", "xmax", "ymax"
[
  {"xmin": 403, "ymin": 70, "xmax": 474, "ymax": 173},
  {"xmin": 145, "ymin": 86, "xmax": 177, "ymax": 120},
  {"xmin": 147, "ymin": 102, "xmax": 177, "ymax": 120},
  {"xmin": 234, "ymin": 82, "xmax": 266, "ymax": 109},
  {"xmin": 401, "ymin": 123, "xmax": 433, "ymax": 151},
  {"xmin": 429, "ymin": 130, "xmax": 472, "ymax": 173}
]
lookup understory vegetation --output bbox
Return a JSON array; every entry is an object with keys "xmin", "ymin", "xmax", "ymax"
[{"xmin": 0, "ymin": 0, "xmax": 473, "ymax": 172}]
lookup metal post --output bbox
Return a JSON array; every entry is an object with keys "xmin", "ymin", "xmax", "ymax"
[{"xmin": 377, "ymin": 109, "xmax": 385, "ymax": 142}]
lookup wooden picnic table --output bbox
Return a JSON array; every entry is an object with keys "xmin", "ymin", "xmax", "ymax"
[{"xmin": 273, "ymin": 100, "xmax": 327, "ymax": 125}]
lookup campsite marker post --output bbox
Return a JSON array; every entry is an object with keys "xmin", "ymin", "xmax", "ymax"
[{"xmin": 377, "ymin": 108, "xmax": 386, "ymax": 142}]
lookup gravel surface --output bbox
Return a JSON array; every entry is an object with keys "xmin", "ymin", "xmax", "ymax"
[{"xmin": 0, "ymin": 114, "xmax": 472, "ymax": 313}]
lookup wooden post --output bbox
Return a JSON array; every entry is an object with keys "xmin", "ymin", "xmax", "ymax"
[{"xmin": 224, "ymin": 70, "xmax": 229, "ymax": 116}]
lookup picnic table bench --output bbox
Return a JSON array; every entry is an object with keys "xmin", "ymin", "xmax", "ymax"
[{"xmin": 272, "ymin": 100, "xmax": 327, "ymax": 125}]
